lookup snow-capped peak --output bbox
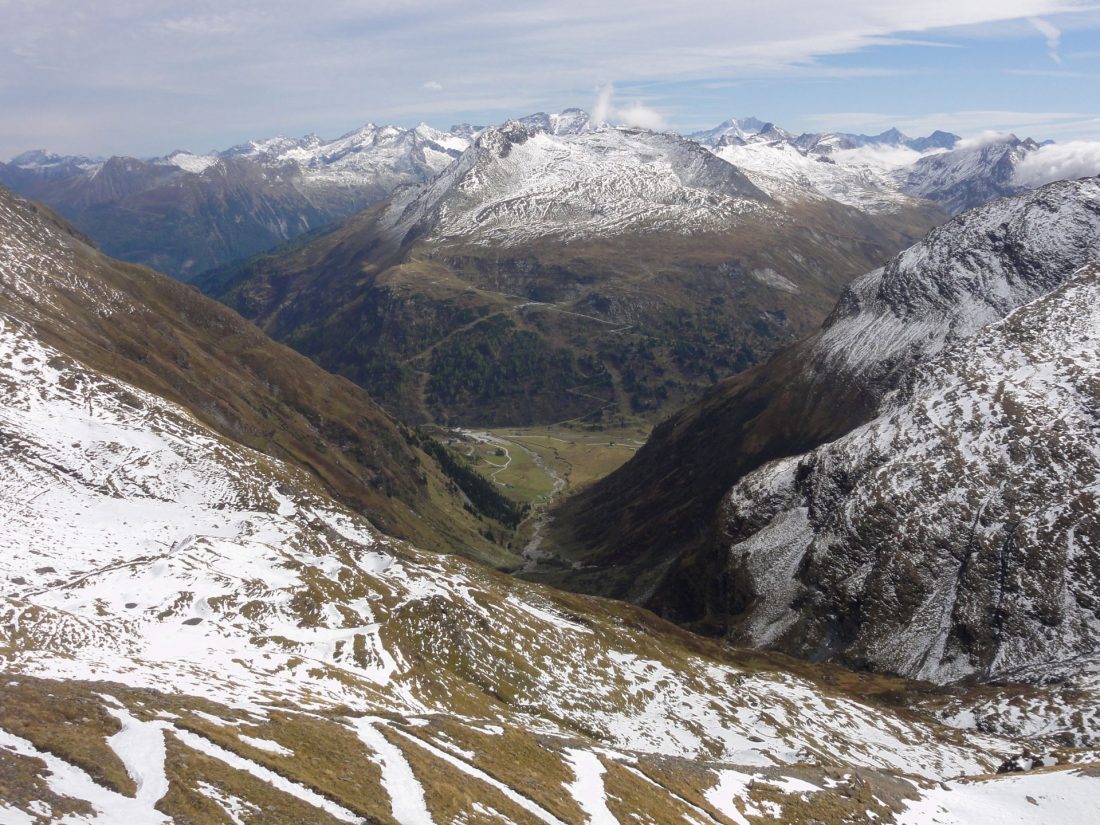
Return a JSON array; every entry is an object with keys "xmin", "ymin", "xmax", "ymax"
[
  {"xmin": 689, "ymin": 116, "xmax": 771, "ymax": 145},
  {"xmin": 7, "ymin": 149, "xmax": 101, "ymax": 172},
  {"xmin": 163, "ymin": 150, "xmax": 220, "ymax": 174},
  {"xmin": 516, "ymin": 108, "xmax": 593, "ymax": 136},
  {"xmin": 377, "ymin": 121, "xmax": 767, "ymax": 248}
]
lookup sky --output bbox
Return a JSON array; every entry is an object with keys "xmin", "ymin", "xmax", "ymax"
[{"xmin": 2, "ymin": 0, "xmax": 1100, "ymax": 159}]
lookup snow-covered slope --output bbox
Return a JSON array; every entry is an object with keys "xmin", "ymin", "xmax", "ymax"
[
  {"xmin": 0, "ymin": 315, "xmax": 993, "ymax": 768},
  {"xmin": 218, "ymin": 121, "xmax": 469, "ymax": 193},
  {"xmin": 813, "ymin": 175, "xmax": 1100, "ymax": 395},
  {"xmin": 710, "ymin": 136, "xmax": 924, "ymax": 212},
  {"xmin": 3, "ymin": 173, "xmax": 1097, "ymax": 822},
  {"xmin": 1, "ymin": 292, "xmax": 1056, "ymax": 823},
  {"xmin": 898, "ymin": 134, "xmax": 1040, "ymax": 215},
  {"xmin": 722, "ymin": 263, "xmax": 1100, "ymax": 683},
  {"xmin": 378, "ymin": 120, "xmax": 769, "ymax": 247}
]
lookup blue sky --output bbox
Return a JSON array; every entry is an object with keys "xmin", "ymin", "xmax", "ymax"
[{"xmin": 1, "ymin": 1, "xmax": 1098, "ymax": 158}]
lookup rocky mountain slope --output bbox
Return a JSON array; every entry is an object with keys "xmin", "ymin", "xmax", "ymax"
[
  {"xmin": 376, "ymin": 123, "xmax": 767, "ymax": 247},
  {"xmin": 0, "ymin": 182, "xmax": 516, "ymax": 566},
  {"xmin": 721, "ymin": 263, "xmax": 1100, "ymax": 683},
  {"xmin": 544, "ymin": 176, "xmax": 1100, "ymax": 625},
  {"xmin": 0, "ymin": 123, "xmax": 469, "ymax": 278},
  {"xmin": 2, "ymin": 212, "xmax": 1098, "ymax": 822},
  {"xmin": 205, "ymin": 118, "xmax": 941, "ymax": 426},
  {"xmin": 898, "ymin": 134, "xmax": 1040, "ymax": 215},
  {"xmin": 700, "ymin": 117, "xmax": 1040, "ymax": 217}
]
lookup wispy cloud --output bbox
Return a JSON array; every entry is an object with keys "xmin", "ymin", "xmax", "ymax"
[
  {"xmin": 1004, "ymin": 68, "xmax": 1090, "ymax": 77},
  {"xmin": 1028, "ymin": 16, "xmax": 1063, "ymax": 63},
  {"xmin": 423, "ymin": 81, "xmax": 443, "ymax": 91},
  {"xmin": 157, "ymin": 14, "xmax": 239, "ymax": 36},
  {"xmin": 0, "ymin": 1, "xmax": 1098, "ymax": 157}
]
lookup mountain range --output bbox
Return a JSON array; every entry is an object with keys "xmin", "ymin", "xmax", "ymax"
[
  {"xmin": 0, "ymin": 122, "xmax": 469, "ymax": 278},
  {"xmin": 0, "ymin": 114, "xmax": 1050, "ymax": 430},
  {"xmin": 1, "ymin": 111, "xmax": 1043, "ymax": 284},
  {"xmin": 697, "ymin": 117, "xmax": 1038, "ymax": 216},
  {"xmin": 197, "ymin": 116, "xmax": 958, "ymax": 426},
  {"xmin": 3, "ymin": 178, "xmax": 1099, "ymax": 823},
  {"xmin": 542, "ymin": 175, "xmax": 1100, "ymax": 685}
]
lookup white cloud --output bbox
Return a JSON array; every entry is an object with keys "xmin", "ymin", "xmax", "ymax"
[
  {"xmin": 423, "ymin": 80, "xmax": 443, "ymax": 91},
  {"xmin": 616, "ymin": 102, "xmax": 667, "ymax": 130},
  {"xmin": 1014, "ymin": 140, "xmax": 1100, "ymax": 186},
  {"xmin": 0, "ymin": 1, "xmax": 1097, "ymax": 157},
  {"xmin": 591, "ymin": 85, "xmax": 667, "ymax": 131},
  {"xmin": 592, "ymin": 85, "xmax": 614, "ymax": 125},
  {"xmin": 1004, "ymin": 68, "xmax": 1089, "ymax": 76},
  {"xmin": 1028, "ymin": 16, "xmax": 1063, "ymax": 63},
  {"xmin": 832, "ymin": 145, "xmax": 932, "ymax": 169},
  {"xmin": 158, "ymin": 14, "xmax": 239, "ymax": 35},
  {"xmin": 957, "ymin": 130, "xmax": 1019, "ymax": 149}
]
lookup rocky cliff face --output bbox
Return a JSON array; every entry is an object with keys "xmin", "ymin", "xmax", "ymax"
[
  {"xmin": 811, "ymin": 175, "xmax": 1100, "ymax": 397},
  {"xmin": 898, "ymin": 135, "xmax": 1040, "ymax": 215},
  {"xmin": 722, "ymin": 264, "xmax": 1100, "ymax": 683}
]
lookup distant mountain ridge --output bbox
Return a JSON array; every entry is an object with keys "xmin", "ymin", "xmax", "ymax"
[
  {"xmin": 1, "ymin": 110, "xmax": 1056, "ymax": 282},
  {"xmin": 693, "ymin": 115, "xmax": 1047, "ymax": 216},
  {"xmin": 205, "ymin": 114, "xmax": 942, "ymax": 426},
  {"xmin": 690, "ymin": 116, "xmax": 962, "ymax": 154},
  {"xmin": 0, "ymin": 122, "xmax": 473, "ymax": 278}
]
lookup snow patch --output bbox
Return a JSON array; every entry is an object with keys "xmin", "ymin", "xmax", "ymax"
[{"xmin": 352, "ymin": 719, "xmax": 433, "ymax": 825}]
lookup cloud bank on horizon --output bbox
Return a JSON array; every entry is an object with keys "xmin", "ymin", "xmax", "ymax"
[
  {"xmin": 0, "ymin": 0, "xmax": 1098, "ymax": 158},
  {"xmin": 1015, "ymin": 141, "xmax": 1100, "ymax": 186}
]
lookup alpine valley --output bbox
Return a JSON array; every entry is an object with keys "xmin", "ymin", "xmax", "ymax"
[
  {"xmin": 5, "ymin": 112, "xmax": 1049, "ymax": 427},
  {"xmin": 2, "ymin": 99, "xmax": 1099, "ymax": 825},
  {"xmin": 191, "ymin": 114, "xmax": 1036, "ymax": 426}
]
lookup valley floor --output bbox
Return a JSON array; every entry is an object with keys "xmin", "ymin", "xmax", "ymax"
[{"xmin": 433, "ymin": 423, "xmax": 650, "ymax": 571}]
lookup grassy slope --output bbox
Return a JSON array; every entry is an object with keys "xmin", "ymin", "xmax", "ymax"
[{"xmin": 0, "ymin": 187, "xmax": 515, "ymax": 565}]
